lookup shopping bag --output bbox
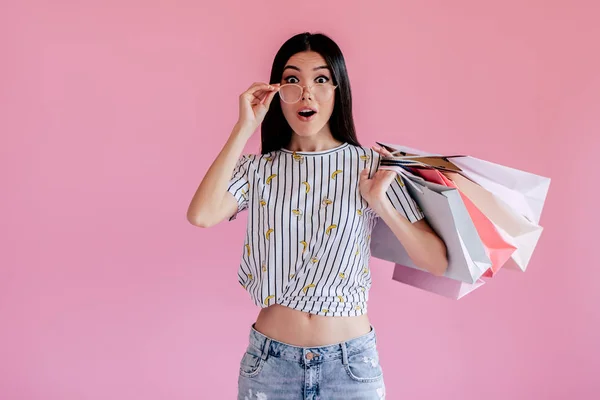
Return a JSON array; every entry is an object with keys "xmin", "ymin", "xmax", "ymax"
[
  {"xmin": 392, "ymin": 263, "xmax": 485, "ymax": 299},
  {"xmin": 376, "ymin": 142, "xmax": 551, "ymax": 224},
  {"xmin": 410, "ymin": 168, "xmax": 516, "ymax": 277},
  {"xmin": 447, "ymin": 157, "xmax": 550, "ymax": 224},
  {"xmin": 376, "ymin": 142, "xmax": 547, "ymax": 272},
  {"xmin": 370, "ymin": 167, "xmax": 491, "ymax": 284},
  {"xmin": 444, "ymin": 172, "xmax": 543, "ymax": 271}
]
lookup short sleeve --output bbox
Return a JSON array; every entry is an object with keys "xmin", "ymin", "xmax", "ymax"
[
  {"xmin": 375, "ymin": 154, "xmax": 425, "ymax": 223},
  {"xmin": 226, "ymin": 154, "xmax": 252, "ymax": 221}
]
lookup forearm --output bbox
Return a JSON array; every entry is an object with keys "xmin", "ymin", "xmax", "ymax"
[
  {"xmin": 186, "ymin": 123, "xmax": 253, "ymax": 224},
  {"xmin": 373, "ymin": 199, "xmax": 448, "ymax": 276}
]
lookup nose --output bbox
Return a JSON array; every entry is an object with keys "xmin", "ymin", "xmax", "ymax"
[{"xmin": 301, "ymin": 85, "xmax": 313, "ymax": 100}]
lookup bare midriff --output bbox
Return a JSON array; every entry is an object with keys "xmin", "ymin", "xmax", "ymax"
[{"xmin": 253, "ymin": 304, "xmax": 372, "ymax": 347}]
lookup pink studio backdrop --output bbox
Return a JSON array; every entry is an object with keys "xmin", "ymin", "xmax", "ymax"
[{"xmin": 1, "ymin": 1, "xmax": 598, "ymax": 399}]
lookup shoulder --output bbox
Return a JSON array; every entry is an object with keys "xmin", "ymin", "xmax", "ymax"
[
  {"xmin": 235, "ymin": 152, "xmax": 282, "ymax": 174},
  {"xmin": 237, "ymin": 152, "xmax": 272, "ymax": 165},
  {"xmin": 345, "ymin": 144, "xmax": 381, "ymax": 164}
]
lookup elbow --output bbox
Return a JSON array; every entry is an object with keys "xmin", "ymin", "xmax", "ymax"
[
  {"xmin": 430, "ymin": 251, "xmax": 449, "ymax": 277},
  {"xmin": 186, "ymin": 212, "xmax": 214, "ymax": 228},
  {"xmin": 429, "ymin": 238, "xmax": 448, "ymax": 277},
  {"xmin": 420, "ymin": 249, "xmax": 448, "ymax": 277},
  {"xmin": 430, "ymin": 260, "xmax": 448, "ymax": 277},
  {"xmin": 431, "ymin": 248, "xmax": 449, "ymax": 277}
]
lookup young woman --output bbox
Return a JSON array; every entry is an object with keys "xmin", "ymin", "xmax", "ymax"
[{"xmin": 187, "ymin": 32, "xmax": 448, "ymax": 400}]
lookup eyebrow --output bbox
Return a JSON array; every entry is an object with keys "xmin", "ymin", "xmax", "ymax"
[{"xmin": 283, "ymin": 65, "xmax": 330, "ymax": 72}]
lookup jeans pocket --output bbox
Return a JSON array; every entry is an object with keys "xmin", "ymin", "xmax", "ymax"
[
  {"xmin": 239, "ymin": 346, "xmax": 266, "ymax": 378},
  {"xmin": 344, "ymin": 345, "xmax": 384, "ymax": 383}
]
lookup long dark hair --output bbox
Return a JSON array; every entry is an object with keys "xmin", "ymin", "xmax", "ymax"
[{"xmin": 260, "ymin": 32, "xmax": 360, "ymax": 154}]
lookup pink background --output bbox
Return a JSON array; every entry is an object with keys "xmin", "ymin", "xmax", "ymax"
[{"xmin": 2, "ymin": 0, "xmax": 598, "ymax": 399}]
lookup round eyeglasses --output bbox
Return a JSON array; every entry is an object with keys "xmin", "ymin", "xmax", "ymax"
[{"xmin": 278, "ymin": 83, "xmax": 338, "ymax": 104}]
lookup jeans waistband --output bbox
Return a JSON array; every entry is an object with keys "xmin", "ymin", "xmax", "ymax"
[{"xmin": 248, "ymin": 324, "xmax": 377, "ymax": 364}]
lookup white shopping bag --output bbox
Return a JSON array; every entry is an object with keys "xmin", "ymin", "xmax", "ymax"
[
  {"xmin": 376, "ymin": 142, "xmax": 548, "ymax": 272},
  {"xmin": 392, "ymin": 263, "xmax": 485, "ymax": 299},
  {"xmin": 370, "ymin": 168, "xmax": 491, "ymax": 284},
  {"xmin": 445, "ymin": 172, "xmax": 543, "ymax": 271},
  {"xmin": 376, "ymin": 141, "xmax": 551, "ymax": 224}
]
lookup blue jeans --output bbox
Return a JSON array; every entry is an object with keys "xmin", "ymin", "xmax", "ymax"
[{"xmin": 237, "ymin": 324, "xmax": 386, "ymax": 400}]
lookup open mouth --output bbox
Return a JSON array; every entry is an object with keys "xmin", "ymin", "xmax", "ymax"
[{"xmin": 297, "ymin": 108, "xmax": 317, "ymax": 121}]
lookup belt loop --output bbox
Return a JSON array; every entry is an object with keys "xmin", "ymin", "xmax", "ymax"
[
  {"xmin": 261, "ymin": 338, "xmax": 271, "ymax": 361},
  {"xmin": 340, "ymin": 341, "xmax": 349, "ymax": 366}
]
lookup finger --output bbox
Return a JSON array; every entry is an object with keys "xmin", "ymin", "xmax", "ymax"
[
  {"xmin": 359, "ymin": 168, "xmax": 370, "ymax": 181},
  {"xmin": 253, "ymin": 90, "xmax": 269, "ymax": 102},
  {"xmin": 386, "ymin": 169, "xmax": 397, "ymax": 179},
  {"xmin": 247, "ymin": 82, "xmax": 269, "ymax": 91},
  {"xmin": 373, "ymin": 168, "xmax": 394, "ymax": 180},
  {"xmin": 257, "ymin": 86, "xmax": 279, "ymax": 104},
  {"xmin": 382, "ymin": 170, "xmax": 397, "ymax": 185},
  {"xmin": 262, "ymin": 87, "xmax": 280, "ymax": 108},
  {"xmin": 242, "ymin": 83, "xmax": 274, "ymax": 99},
  {"xmin": 250, "ymin": 85, "xmax": 280, "ymax": 104},
  {"xmin": 380, "ymin": 148, "xmax": 394, "ymax": 157},
  {"xmin": 372, "ymin": 145, "xmax": 394, "ymax": 157}
]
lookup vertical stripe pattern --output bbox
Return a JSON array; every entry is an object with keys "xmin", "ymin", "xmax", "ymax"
[{"xmin": 225, "ymin": 143, "xmax": 424, "ymax": 316}]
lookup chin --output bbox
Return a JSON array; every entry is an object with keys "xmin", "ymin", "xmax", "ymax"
[
  {"xmin": 291, "ymin": 126, "xmax": 326, "ymax": 136},
  {"xmin": 287, "ymin": 119, "xmax": 330, "ymax": 137}
]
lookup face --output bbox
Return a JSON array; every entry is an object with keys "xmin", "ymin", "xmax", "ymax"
[{"xmin": 279, "ymin": 51, "xmax": 336, "ymax": 138}]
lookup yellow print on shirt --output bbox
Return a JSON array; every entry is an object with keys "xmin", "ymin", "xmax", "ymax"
[
  {"xmin": 265, "ymin": 228, "xmax": 274, "ymax": 240},
  {"xmin": 300, "ymin": 241, "xmax": 308, "ymax": 254},
  {"xmin": 302, "ymin": 283, "xmax": 315, "ymax": 294},
  {"xmin": 264, "ymin": 295, "xmax": 274, "ymax": 305},
  {"xmin": 302, "ymin": 181, "xmax": 310, "ymax": 193},
  {"xmin": 325, "ymin": 224, "xmax": 337, "ymax": 235},
  {"xmin": 266, "ymin": 174, "xmax": 277, "ymax": 184},
  {"xmin": 292, "ymin": 152, "xmax": 305, "ymax": 163},
  {"xmin": 331, "ymin": 169, "xmax": 343, "ymax": 180},
  {"xmin": 396, "ymin": 175, "xmax": 405, "ymax": 187}
]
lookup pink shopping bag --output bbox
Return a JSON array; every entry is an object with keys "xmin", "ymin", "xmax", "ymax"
[{"xmin": 412, "ymin": 168, "xmax": 516, "ymax": 277}]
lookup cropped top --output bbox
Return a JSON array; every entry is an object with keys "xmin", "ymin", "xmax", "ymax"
[{"xmin": 226, "ymin": 142, "xmax": 424, "ymax": 316}]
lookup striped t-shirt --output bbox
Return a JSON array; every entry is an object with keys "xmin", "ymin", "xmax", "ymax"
[{"xmin": 226, "ymin": 142, "xmax": 424, "ymax": 317}]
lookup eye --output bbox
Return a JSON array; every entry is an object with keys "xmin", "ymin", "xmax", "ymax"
[
  {"xmin": 315, "ymin": 75, "xmax": 330, "ymax": 84},
  {"xmin": 284, "ymin": 76, "xmax": 299, "ymax": 84}
]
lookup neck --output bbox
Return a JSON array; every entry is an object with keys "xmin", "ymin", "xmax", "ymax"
[{"xmin": 286, "ymin": 131, "xmax": 343, "ymax": 153}]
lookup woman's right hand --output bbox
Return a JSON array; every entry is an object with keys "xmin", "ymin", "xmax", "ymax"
[{"xmin": 237, "ymin": 82, "xmax": 280, "ymax": 132}]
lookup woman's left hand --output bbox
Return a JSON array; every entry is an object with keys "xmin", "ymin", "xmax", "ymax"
[{"xmin": 359, "ymin": 145, "xmax": 396, "ymax": 212}]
